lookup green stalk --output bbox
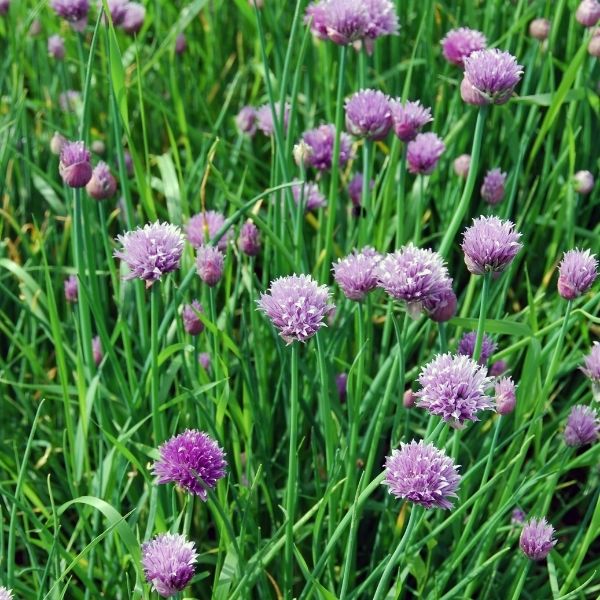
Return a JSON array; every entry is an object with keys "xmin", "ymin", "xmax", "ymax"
[
  {"xmin": 509, "ymin": 562, "xmax": 531, "ymax": 600},
  {"xmin": 395, "ymin": 145, "xmax": 407, "ymax": 247},
  {"xmin": 413, "ymin": 174, "xmax": 425, "ymax": 245},
  {"xmin": 473, "ymin": 272, "xmax": 492, "ymax": 363},
  {"xmin": 358, "ymin": 140, "xmax": 373, "ymax": 247},
  {"xmin": 150, "ymin": 284, "xmax": 163, "ymax": 444}
]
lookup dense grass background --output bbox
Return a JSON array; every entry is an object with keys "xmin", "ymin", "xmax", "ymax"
[{"xmin": 1, "ymin": 0, "xmax": 600, "ymax": 598}]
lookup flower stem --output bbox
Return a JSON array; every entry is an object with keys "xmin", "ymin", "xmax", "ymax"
[
  {"xmin": 395, "ymin": 145, "xmax": 407, "ymax": 247},
  {"xmin": 473, "ymin": 272, "xmax": 492, "ymax": 363},
  {"xmin": 413, "ymin": 174, "xmax": 425, "ymax": 245},
  {"xmin": 358, "ymin": 139, "xmax": 372, "ymax": 247},
  {"xmin": 150, "ymin": 284, "xmax": 163, "ymax": 444}
]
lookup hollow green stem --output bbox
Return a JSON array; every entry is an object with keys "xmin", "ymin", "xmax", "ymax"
[
  {"xmin": 150, "ymin": 284, "xmax": 163, "ymax": 444},
  {"xmin": 395, "ymin": 145, "xmax": 407, "ymax": 247},
  {"xmin": 473, "ymin": 272, "xmax": 492, "ymax": 363}
]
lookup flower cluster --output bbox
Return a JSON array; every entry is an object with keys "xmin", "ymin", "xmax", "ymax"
[
  {"xmin": 441, "ymin": 27, "xmax": 487, "ymax": 66},
  {"xmin": 345, "ymin": 89, "xmax": 393, "ymax": 140},
  {"xmin": 186, "ymin": 210, "xmax": 231, "ymax": 251},
  {"xmin": 457, "ymin": 331, "xmax": 497, "ymax": 365},
  {"xmin": 564, "ymin": 405, "xmax": 599, "ymax": 446},
  {"xmin": 557, "ymin": 249, "xmax": 598, "ymax": 300},
  {"xmin": 333, "ymin": 247, "xmax": 382, "ymax": 301},
  {"xmin": 301, "ymin": 124, "xmax": 354, "ymax": 170},
  {"xmin": 519, "ymin": 518, "xmax": 557, "ymax": 561}
]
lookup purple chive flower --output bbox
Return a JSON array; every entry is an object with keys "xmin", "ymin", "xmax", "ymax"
[
  {"xmin": 557, "ymin": 249, "xmax": 599, "ymax": 300},
  {"xmin": 291, "ymin": 180, "xmax": 327, "ymax": 212},
  {"xmin": 50, "ymin": 131, "xmax": 67, "ymax": 155},
  {"xmin": 256, "ymin": 102, "xmax": 291, "ymax": 136},
  {"xmin": 121, "ymin": 2, "xmax": 145, "ymax": 34},
  {"xmin": 403, "ymin": 389, "xmax": 416, "ymax": 408},
  {"xmin": 336, "ymin": 372, "xmax": 348, "ymax": 402},
  {"xmin": 363, "ymin": 0, "xmax": 399, "ymax": 41},
  {"xmin": 454, "ymin": 154, "xmax": 471, "ymax": 179},
  {"xmin": 333, "ymin": 246, "xmax": 382, "ymax": 301},
  {"xmin": 441, "ymin": 27, "xmax": 487, "ymax": 67},
  {"xmin": 529, "ymin": 18, "xmax": 551, "ymax": 41},
  {"xmin": 64, "ymin": 274, "xmax": 78, "ymax": 303},
  {"xmin": 345, "ymin": 89, "xmax": 393, "ymax": 141},
  {"xmin": 153, "ymin": 429, "xmax": 227, "ymax": 498},
  {"xmin": 511, "ymin": 508, "xmax": 526, "ymax": 525},
  {"xmin": 481, "ymin": 168, "xmax": 507, "ymax": 205},
  {"xmin": 377, "ymin": 244, "xmax": 453, "ymax": 318},
  {"xmin": 490, "ymin": 360, "xmax": 508, "ymax": 377},
  {"xmin": 576, "ymin": 0, "xmax": 600, "ymax": 27},
  {"xmin": 495, "ymin": 376, "xmax": 517, "ymax": 415},
  {"xmin": 114, "ymin": 222, "xmax": 184, "ymax": 287},
  {"xmin": 86, "ymin": 161, "xmax": 117, "ymax": 200},
  {"xmin": 238, "ymin": 221, "xmax": 261, "ymax": 257},
  {"xmin": 0, "ymin": 587, "xmax": 13, "ymax": 600},
  {"xmin": 235, "ymin": 106, "xmax": 257, "ymax": 136},
  {"xmin": 186, "ymin": 210, "xmax": 231, "ymax": 251},
  {"xmin": 383, "ymin": 440, "xmax": 461, "ymax": 509},
  {"xmin": 462, "ymin": 49, "xmax": 524, "ymax": 105},
  {"xmin": 301, "ymin": 124, "xmax": 353, "ymax": 170},
  {"xmin": 92, "ymin": 336, "xmax": 103, "ymax": 366},
  {"xmin": 407, "ymin": 132, "xmax": 445, "ymax": 175},
  {"xmin": 48, "ymin": 34, "xmax": 65, "ymax": 59},
  {"xmin": 51, "ymin": 0, "xmax": 89, "ymax": 24},
  {"xmin": 182, "ymin": 300, "xmax": 205, "ymax": 336},
  {"xmin": 427, "ymin": 288, "xmax": 457, "ymax": 323},
  {"xmin": 123, "ymin": 150, "xmax": 134, "ymax": 176},
  {"xmin": 457, "ymin": 331, "xmax": 497, "ymax": 365},
  {"xmin": 321, "ymin": 0, "xmax": 368, "ymax": 45},
  {"xmin": 589, "ymin": 34, "xmax": 600, "ymax": 57},
  {"xmin": 390, "ymin": 99, "xmax": 433, "ymax": 142},
  {"xmin": 195, "ymin": 245, "xmax": 225, "ymax": 287},
  {"xmin": 104, "ymin": 0, "xmax": 129, "ymax": 25},
  {"xmin": 304, "ymin": 2, "xmax": 329, "ymax": 39},
  {"xmin": 347, "ymin": 172, "xmax": 374, "ymax": 207},
  {"xmin": 257, "ymin": 274, "xmax": 335, "ymax": 344},
  {"xmin": 461, "ymin": 216, "xmax": 523, "ymax": 275},
  {"xmin": 574, "ymin": 170, "xmax": 594, "ymax": 195},
  {"xmin": 0, "ymin": 0, "xmax": 9, "ymax": 15},
  {"xmin": 582, "ymin": 342, "xmax": 600, "ymax": 383},
  {"xmin": 415, "ymin": 353, "xmax": 493, "ymax": 426},
  {"xmin": 198, "ymin": 352, "xmax": 211, "ymax": 371},
  {"xmin": 564, "ymin": 405, "xmax": 599, "ymax": 446},
  {"xmin": 141, "ymin": 533, "xmax": 197, "ymax": 597},
  {"xmin": 59, "ymin": 141, "xmax": 92, "ymax": 188},
  {"xmin": 175, "ymin": 33, "xmax": 186, "ymax": 54},
  {"xmin": 520, "ymin": 518, "xmax": 557, "ymax": 561}
]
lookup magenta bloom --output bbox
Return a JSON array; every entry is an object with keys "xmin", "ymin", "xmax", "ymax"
[
  {"xmin": 235, "ymin": 106, "xmax": 257, "ymax": 136},
  {"xmin": 238, "ymin": 221, "xmax": 261, "ymax": 256},
  {"xmin": 114, "ymin": 222, "xmax": 184, "ymax": 286},
  {"xmin": 481, "ymin": 168, "xmax": 507, "ymax": 205},
  {"xmin": 495, "ymin": 376, "xmax": 517, "ymax": 415},
  {"xmin": 454, "ymin": 154, "xmax": 471, "ymax": 179},
  {"xmin": 347, "ymin": 172, "xmax": 374, "ymax": 207},
  {"xmin": 59, "ymin": 141, "xmax": 92, "ymax": 188},
  {"xmin": 463, "ymin": 49, "xmax": 524, "ymax": 105},
  {"xmin": 257, "ymin": 274, "xmax": 335, "ymax": 344},
  {"xmin": 332, "ymin": 246, "xmax": 382, "ymax": 301},
  {"xmin": 457, "ymin": 331, "xmax": 497, "ymax": 365},
  {"xmin": 141, "ymin": 533, "xmax": 197, "ymax": 597},
  {"xmin": 48, "ymin": 34, "xmax": 65, "ymax": 59},
  {"xmin": 196, "ymin": 245, "xmax": 225, "ymax": 287},
  {"xmin": 520, "ymin": 518, "xmax": 557, "ymax": 561},
  {"xmin": 564, "ymin": 405, "xmax": 599, "ymax": 446},
  {"xmin": 427, "ymin": 288, "xmax": 457, "ymax": 323},
  {"xmin": 301, "ymin": 124, "xmax": 353, "ymax": 170},
  {"xmin": 122, "ymin": 2, "xmax": 145, "ymax": 34},
  {"xmin": 529, "ymin": 18, "xmax": 551, "ymax": 41},
  {"xmin": 182, "ymin": 300, "xmax": 205, "ymax": 336},
  {"xmin": 557, "ymin": 249, "xmax": 598, "ymax": 300},
  {"xmin": 64, "ymin": 274, "xmax": 78, "ymax": 303},
  {"xmin": 415, "ymin": 353, "xmax": 493, "ymax": 426},
  {"xmin": 292, "ymin": 180, "xmax": 327, "ymax": 212},
  {"xmin": 105, "ymin": 0, "xmax": 129, "ymax": 25},
  {"xmin": 92, "ymin": 336, "xmax": 103, "ymax": 366},
  {"xmin": 574, "ymin": 170, "xmax": 594, "ymax": 195},
  {"xmin": 153, "ymin": 429, "xmax": 227, "ymax": 498},
  {"xmin": 320, "ymin": 0, "xmax": 368, "ymax": 45},
  {"xmin": 441, "ymin": 27, "xmax": 486, "ymax": 67},
  {"xmin": 461, "ymin": 216, "xmax": 523, "ymax": 275},
  {"xmin": 363, "ymin": 0, "xmax": 399, "ymax": 40},
  {"xmin": 51, "ymin": 0, "xmax": 89, "ymax": 24},
  {"xmin": 490, "ymin": 360, "xmax": 508, "ymax": 377},
  {"xmin": 86, "ymin": 161, "xmax": 117, "ymax": 200},
  {"xmin": 390, "ymin": 99, "xmax": 433, "ymax": 142},
  {"xmin": 345, "ymin": 89, "xmax": 393, "ymax": 141},
  {"xmin": 407, "ymin": 132, "xmax": 445, "ymax": 175},
  {"xmin": 582, "ymin": 342, "xmax": 600, "ymax": 382},
  {"xmin": 377, "ymin": 244, "xmax": 453, "ymax": 318},
  {"xmin": 186, "ymin": 210, "xmax": 231, "ymax": 251},
  {"xmin": 576, "ymin": 0, "xmax": 600, "ymax": 27},
  {"xmin": 304, "ymin": 1, "xmax": 329, "ymax": 39},
  {"xmin": 383, "ymin": 440, "xmax": 461, "ymax": 509},
  {"xmin": 256, "ymin": 102, "xmax": 290, "ymax": 136}
]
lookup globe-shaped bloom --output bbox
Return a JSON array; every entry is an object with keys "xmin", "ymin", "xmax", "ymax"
[
  {"xmin": 407, "ymin": 132, "xmax": 445, "ymax": 175},
  {"xmin": 495, "ymin": 376, "xmax": 517, "ymax": 415},
  {"xmin": 114, "ymin": 222, "xmax": 184, "ymax": 286},
  {"xmin": 304, "ymin": 1, "xmax": 329, "ymax": 39},
  {"xmin": 59, "ymin": 141, "xmax": 92, "ymax": 188},
  {"xmin": 363, "ymin": 0, "xmax": 399, "ymax": 40},
  {"xmin": 481, "ymin": 168, "xmax": 507, "ymax": 205},
  {"xmin": 186, "ymin": 210, "xmax": 231, "ymax": 251},
  {"xmin": 519, "ymin": 518, "xmax": 557, "ymax": 561},
  {"xmin": 256, "ymin": 102, "xmax": 290, "ymax": 136},
  {"xmin": 383, "ymin": 440, "xmax": 461, "ymax": 509},
  {"xmin": 332, "ymin": 246, "xmax": 382, "ymax": 301},
  {"xmin": 461, "ymin": 216, "xmax": 523, "ymax": 275},
  {"xmin": 301, "ymin": 124, "xmax": 353, "ymax": 171},
  {"xmin": 321, "ymin": 0, "xmax": 369, "ymax": 45},
  {"xmin": 51, "ymin": 0, "xmax": 89, "ymax": 24},
  {"xmin": 427, "ymin": 288, "xmax": 457, "ymax": 323},
  {"xmin": 564, "ymin": 405, "xmax": 599, "ymax": 446},
  {"xmin": 390, "ymin": 99, "xmax": 433, "ymax": 142},
  {"xmin": 415, "ymin": 353, "xmax": 493, "ymax": 425},
  {"xmin": 196, "ymin": 245, "xmax": 225, "ymax": 287},
  {"xmin": 104, "ymin": 0, "xmax": 129, "ymax": 25},
  {"xmin": 182, "ymin": 300, "xmax": 205, "ymax": 336},
  {"xmin": 257, "ymin": 274, "xmax": 335, "ymax": 344},
  {"xmin": 463, "ymin": 49, "xmax": 523, "ymax": 105},
  {"xmin": 64, "ymin": 274, "xmax": 78, "ymax": 303},
  {"xmin": 121, "ymin": 2, "xmax": 145, "ymax": 34},
  {"xmin": 557, "ymin": 249, "xmax": 598, "ymax": 300},
  {"xmin": 0, "ymin": 586, "xmax": 13, "ymax": 600},
  {"xmin": 453, "ymin": 154, "xmax": 471, "ymax": 179},
  {"xmin": 345, "ymin": 89, "xmax": 393, "ymax": 141},
  {"xmin": 48, "ymin": 34, "xmax": 65, "ymax": 59},
  {"xmin": 457, "ymin": 331, "xmax": 497, "ymax": 365},
  {"xmin": 529, "ymin": 18, "xmax": 551, "ymax": 41},
  {"xmin": 576, "ymin": 0, "xmax": 600, "ymax": 27},
  {"xmin": 235, "ymin": 106, "xmax": 257, "ymax": 136},
  {"xmin": 153, "ymin": 429, "xmax": 227, "ymax": 498},
  {"xmin": 582, "ymin": 342, "xmax": 600, "ymax": 382},
  {"xmin": 86, "ymin": 161, "xmax": 117, "ymax": 200},
  {"xmin": 574, "ymin": 170, "xmax": 594, "ymax": 195},
  {"xmin": 291, "ymin": 180, "xmax": 327, "ymax": 212},
  {"xmin": 238, "ymin": 221, "xmax": 261, "ymax": 256},
  {"xmin": 441, "ymin": 27, "xmax": 487, "ymax": 67},
  {"xmin": 141, "ymin": 533, "xmax": 197, "ymax": 597}
]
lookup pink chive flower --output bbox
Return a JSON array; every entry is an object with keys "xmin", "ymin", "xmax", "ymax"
[
  {"xmin": 574, "ymin": 170, "xmax": 594, "ymax": 195},
  {"xmin": 59, "ymin": 141, "xmax": 92, "ymax": 188},
  {"xmin": 238, "ymin": 221, "xmax": 261, "ymax": 257},
  {"xmin": 582, "ymin": 342, "xmax": 600, "ymax": 383},
  {"xmin": 86, "ymin": 161, "xmax": 117, "ymax": 200},
  {"xmin": 481, "ymin": 168, "xmax": 507, "ymax": 205},
  {"xmin": 454, "ymin": 154, "xmax": 471, "ymax": 179},
  {"xmin": 256, "ymin": 102, "xmax": 291, "ymax": 136},
  {"xmin": 121, "ymin": 2, "xmax": 145, "ymax": 34},
  {"xmin": 589, "ymin": 33, "xmax": 600, "ymax": 56},
  {"xmin": 345, "ymin": 89, "xmax": 393, "ymax": 141},
  {"xmin": 320, "ymin": 0, "xmax": 369, "ymax": 45},
  {"xmin": 141, "ymin": 533, "xmax": 197, "ymax": 598},
  {"xmin": 51, "ymin": 0, "xmax": 89, "ymax": 26},
  {"xmin": 557, "ymin": 249, "xmax": 598, "ymax": 300},
  {"xmin": 383, "ymin": 440, "xmax": 461, "ymax": 509},
  {"xmin": 512, "ymin": 508, "xmax": 526, "ymax": 525},
  {"xmin": 519, "ymin": 518, "xmax": 557, "ymax": 561},
  {"xmin": 104, "ymin": 0, "xmax": 129, "ymax": 25},
  {"xmin": 462, "ymin": 49, "xmax": 523, "ymax": 105},
  {"xmin": 114, "ymin": 222, "xmax": 184, "ymax": 286},
  {"xmin": 564, "ymin": 405, "xmax": 599, "ymax": 446},
  {"xmin": 390, "ymin": 99, "xmax": 433, "ymax": 142},
  {"xmin": 301, "ymin": 124, "xmax": 353, "ymax": 170},
  {"xmin": 490, "ymin": 360, "xmax": 508, "ymax": 377},
  {"xmin": 416, "ymin": 353, "xmax": 493, "ymax": 425},
  {"xmin": 576, "ymin": 0, "xmax": 600, "ymax": 27},
  {"xmin": 291, "ymin": 180, "xmax": 327, "ymax": 212},
  {"xmin": 257, "ymin": 274, "xmax": 335, "ymax": 344},
  {"xmin": 529, "ymin": 18, "xmax": 551, "ymax": 41},
  {"xmin": 235, "ymin": 106, "xmax": 257, "ymax": 136},
  {"xmin": 186, "ymin": 210, "xmax": 232, "ymax": 251},
  {"xmin": 182, "ymin": 300, "xmax": 205, "ymax": 336},
  {"xmin": 407, "ymin": 132, "xmax": 445, "ymax": 174},
  {"xmin": 92, "ymin": 336, "xmax": 103, "ymax": 366},
  {"xmin": 332, "ymin": 246, "xmax": 382, "ymax": 301},
  {"xmin": 427, "ymin": 288, "xmax": 457, "ymax": 323},
  {"xmin": 403, "ymin": 389, "xmax": 416, "ymax": 408},
  {"xmin": 457, "ymin": 331, "xmax": 497, "ymax": 365},
  {"xmin": 347, "ymin": 172, "xmax": 375, "ymax": 207},
  {"xmin": 441, "ymin": 27, "xmax": 487, "ymax": 67},
  {"xmin": 495, "ymin": 376, "xmax": 517, "ymax": 415},
  {"xmin": 304, "ymin": 1, "xmax": 329, "ymax": 39},
  {"xmin": 461, "ymin": 216, "xmax": 523, "ymax": 275},
  {"xmin": 48, "ymin": 34, "xmax": 65, "ymax": 59},
  {"xmin": 64, "ymin": 274, "xmax": 78, "ymax": 303},
  {"xmin": 196, "ymin": 245, "xmax": 225, "ymax": 287},
  {"xmin": 50, "ymin": 131, "xmax": 67, "ymax": 155}
]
